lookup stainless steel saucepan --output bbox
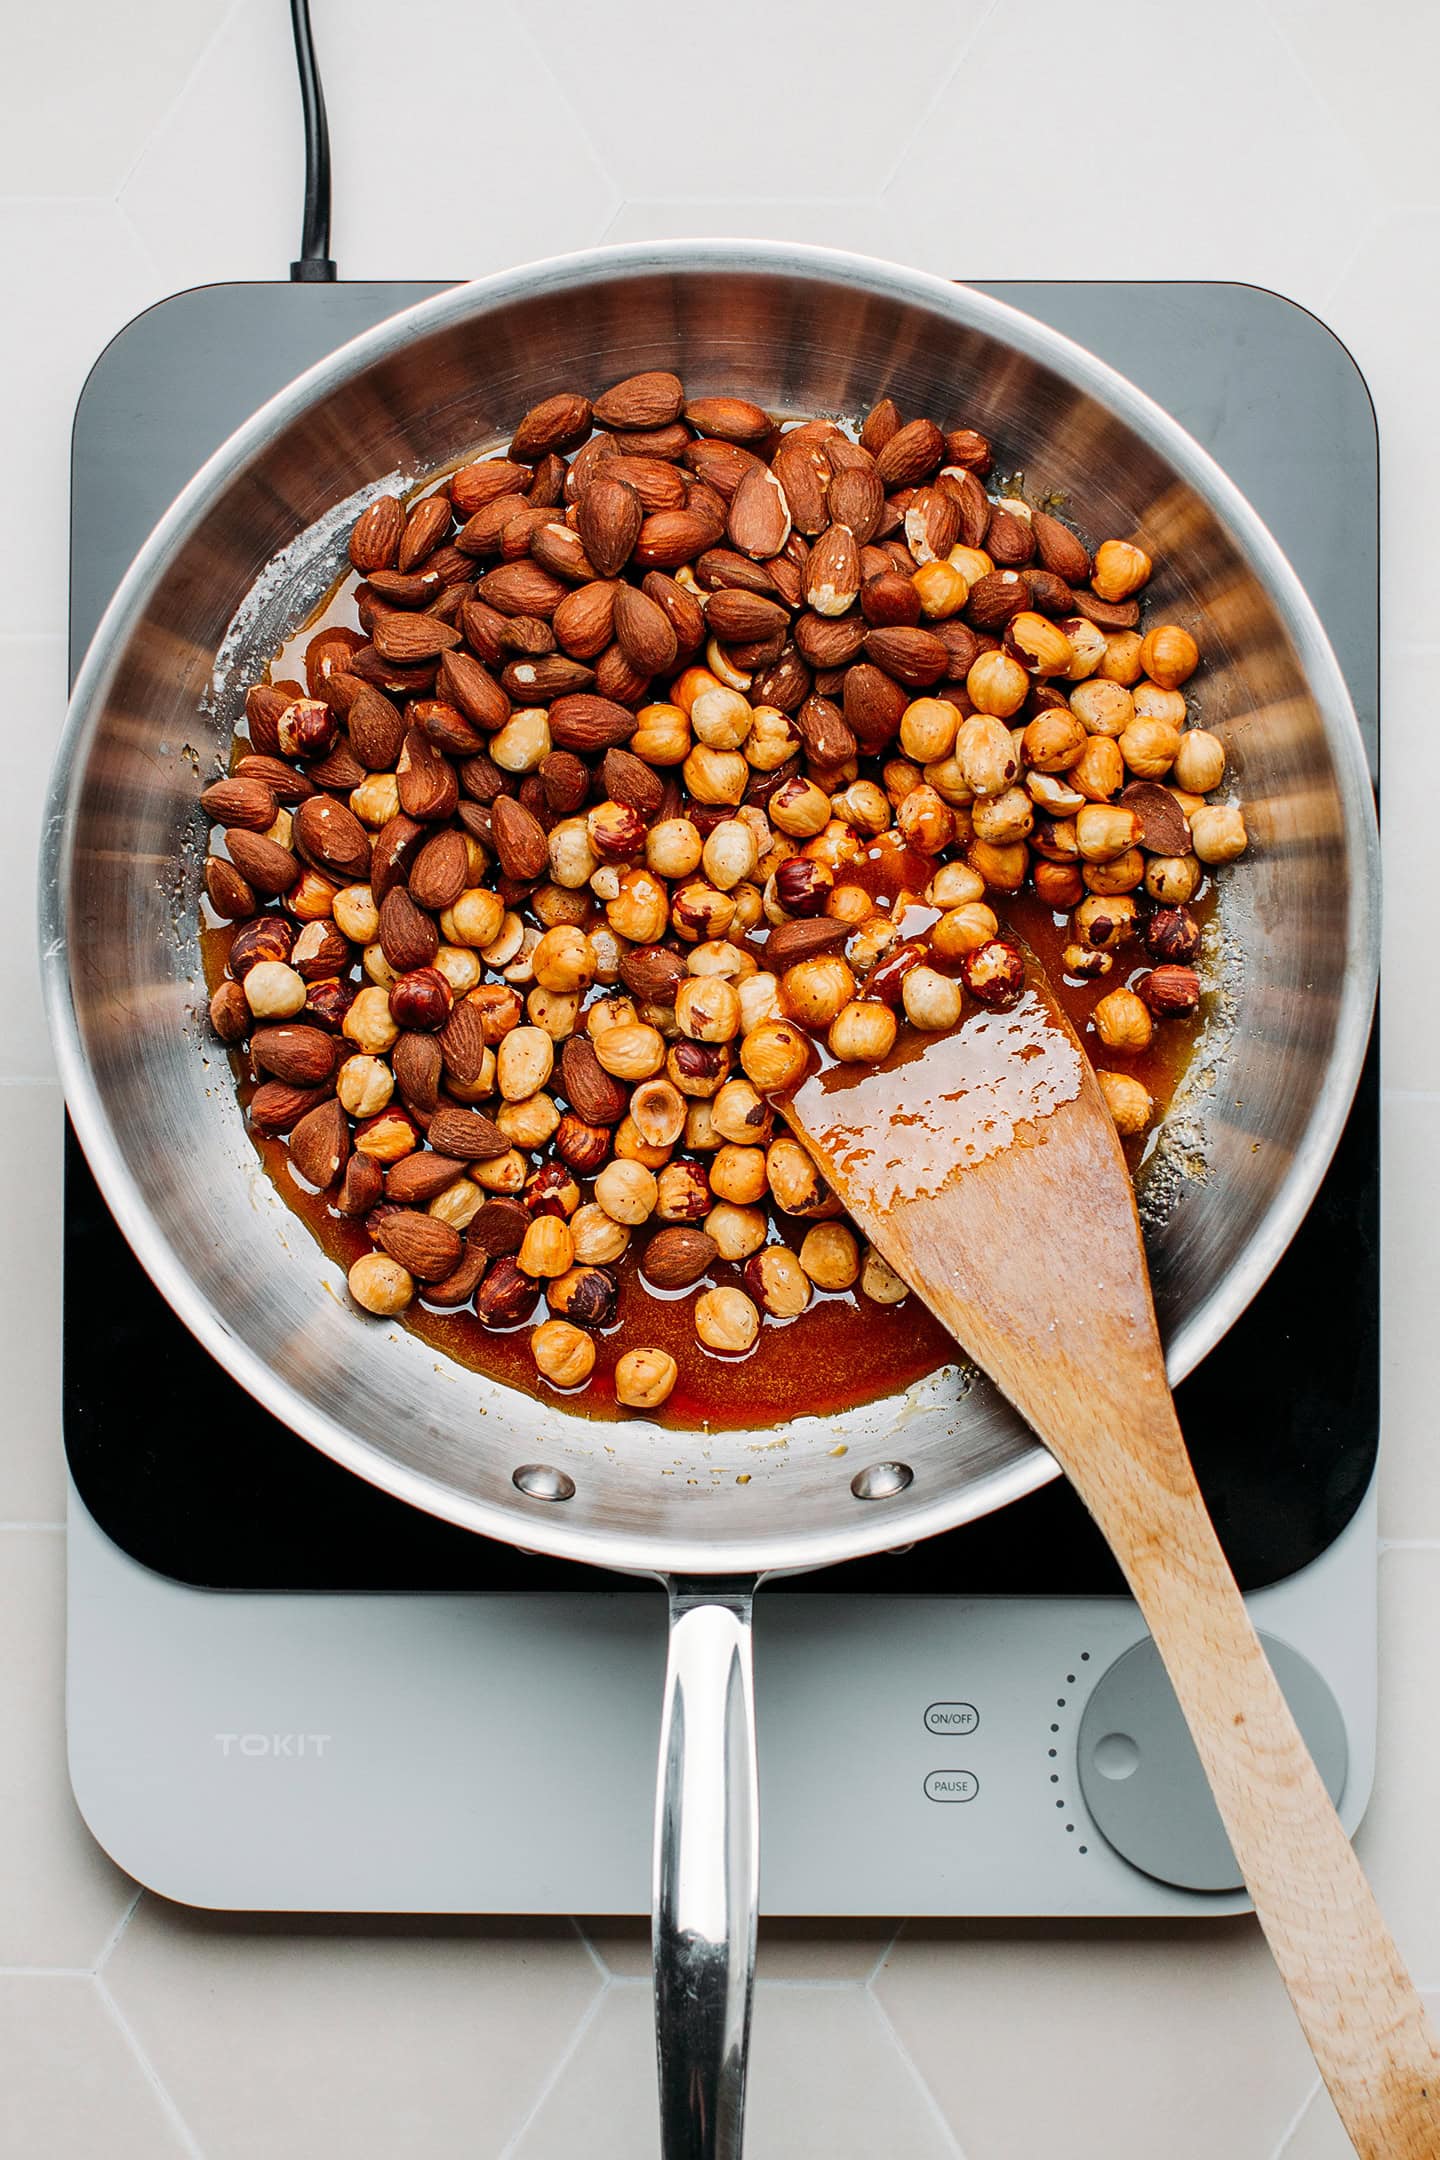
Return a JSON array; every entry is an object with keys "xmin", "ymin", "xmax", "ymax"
[{"xmin": 41, "ymin": 244, "xmax": 1378, "ymax": 2157}]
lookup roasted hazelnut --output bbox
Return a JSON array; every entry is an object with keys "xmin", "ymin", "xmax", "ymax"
[
  {"xmin": 691, "ymin": 685, "xmax": 754, "ymax": 750},
  {"xmin": 669, "ymin": 879, "xmax": 734, "ymax": 945},
  {"xmin": 1144, "ymin": 854, "xmax": 1202, "ymax": 905},
  {"xmin": 687, "ymin": 938, "xmax": 753, "ymax": 981},
  {"xmin": 739, "ymin": 1019, "xmax": 811, "ymax": 1094},
  {"xmin": 1190, "ymin": 804, "xmax": 1248, "ymax": 864},
  {"xmin": 588, "ymin": 799, "xmax": 649, "ymax": 862},
  {"xmin": 524, "ymin": 1159, "xmax": 581, "ymax": 1218},
  {"xmin": 1119, "ymin": 718, "xmax": 1181, "ymax": 779},
  {"xmin": 1062, "ymin": 942, "xmax": 1112, "ymax": 979},
  {"xmin": 694, "ymin": 1285, "xmax": 760, "ymax": 1353},
  {"xmin": 778, "ymin": 957, "xmax": 854, "ymax": 1031},
  {"xmin": 495, "ymin": 1092, "xmax": 561, "ymax": 1150},
  {"xmin": 737, "ymin": 971, "xmax": 782, "ymax": 1033},
  {"xmin": 709, "ymin": 1143, "xmax": 769, "ymax": 1206},
  {"xmin": 1069, "ymin": 678, "xmax": 1135, "ymax": 738},
  {"xmin": 594, "ymin": 1022, "xmax": 667, "ymax": 1082},
  {"xmin": 666, "ymin": 1039, "xmax": 732, "ymax": 1099},
  {"xmin": 743, "ymin": 1245, "xmax": 811, "ymax": 1319},
  {"xmin": 860, "ymin": 1245, "xmax": 910, "ymax": 1305},
  {"xmin": 595, "ymin": 1157, "xmax": 658, "ymax": 1225},
  {"xmin": 243, "ymin": 959, "xmax": 308, "ymax": 1020},
  {"xmin": 1096, "ymin": 1070, "xmax": 1154, "ymax": 1136},
  {"xmin": 1099, "ymin": 629, "xmax": 1145, "ymax": 685},
  {"xmin": 471, "ymin": 1147, "xmax": 528, "ymax": 1194},
  {"xmin": 350, "ymin": 774, "xmax": 402, "ymax": 829},
  {"xmin": 674, "ymin": 976, "xmax": 742, "ymax": 1043},
  {"xmin": 444, "ymin": 887, "xmax": 506, "ymax": 949},
  {"xmin": 277, "ymin": 696, "xmax": 337, "ymax": 760},
  {"xmin": 1075, "ymin": 804, "xmax": 1144, "ymax": 863},
  {"xmin": 704, "ymin": 1201, "xmax": 768, "ymax": 1262},
  {"xmin": 911, "ymin": 559, "xmax": 969, "ymax": 618},
  {"xmin": 1082, "ymin": 848, "xmax": 1145, "ymax": 896},
  {"xmin": 768, "ymin": 776, "xmax": 832, "ymax": 838},
  {"xmin": 902, "ymin": 966, "xmax": 963, "ymax": 1031},
  {"xmin": 1172, "ymin": 728, "xmax": 1225, "ymax": 795},
  {"xmin": 517, "ymin": 1215, "xmax": 576, "ymax": 1280},
  {"xmin": 614, "ymin": 1347, "xmax": 678, "ymax": 1410},
  {"xmin": 1073, "ymin": 894, "xmax": 1139, "ymax": 950},
  {"xmin": 1132, "ymin": 682, "xmax": 1189, "ymax": 727},
  {"xmin": 1138, "ymin": 624, "xmax": 1199, "ymax": 689},
  {"xmin": 555, "ymin": 1113, "xmax": 612, "ymax": 1173},
  {"xmin": 354, "ymin": 1107, "xmax": 421, "ymax": 1163},
  {"xmin": 544, "ymin": 1265, "xmax": 617, "ymax": 1328},
  {"xmin": 571, "ymin": 1201, "xmax": 631, "ymax": 1265},
  {"xmin": 388, "ymin": 966, "xmax": 453, "ymax": 1032},
  {"xmin": 683, "ymin": 743, "xmax": 748, "ymax": 805},
  {"xmin": 959, "ymin": 938, "xmax": 1025, "ymax": 1009},
  {"xmin": 646, "ymin": 817, "xmax": 704, "ymax": 880},
  {"xmin": 337, "ymin": 1053, "xmax": 394, "ymax": 1118},
  {"xmin": 530, "ymin": 1317, "xmax": 596, "ymax": 1388},
  {"xmin": 763, "ymin": 1136, "xmax": 829, "ymax": 1216},
  {"xmin": 711, "ymin": 1077, "xmax": 773, "ymax": 1147},
  {"xmin": 966, "ymin": 650, "xmax": 1029, "ymax": 719},
  {"xmin": 827, "ymin": 999, "xmax": 898, "ymax": 1064},
  {"xmin": 348, "ymin": 1250, "xmax": 414, "ymax": 1316},
  {"xmin": 1032, "ymin": 861, "xmax": 1084, "ymax": 910},
  {"xmin": 629, "ymin": 1078, "xmax": 688, "ymax": 1149},
  {"xmin": 1004, "ymin": 610, "xmax": 1073, "ymax": 677},
  {"xmin": 799, "ymin": 1221, "xmax": 860, "ymax": 1291},
  {"xmin": 654, "ymin": 1159, "xmax": 713, "ymax": 1223},
  {"xmin": 475, "ymin": 1255, "xmax": 536, "ymax": 1326},
  {"xmin": 209, "ymin": 979, "xmax": 250, "ymax": 1043},
  {"xmin": 631, "ymin": 703, "xmax": 692, "ymax": 765},
  {"xmin": 900, "ymin": 697, "xmax": 960, "ymax": 764},
  {"xmin": 702, "ymin": 818, "xmax": 759, "ymax": 892},
  {"xmin": 1140, "ymin": 964, "xmax": 1202, "ymax": 1018},
  {"xmin": 1145, "ymin": 906, "xmax": 1201, "ymax": 964},
  {"xmin": 496, "ymin": 1024, "xmax": 555, "ymax": 1101},
  {"xmin": 931, "ymin": 901, "xmax": 999, "ymax": 960},
  {"xmin": 774, "ymin": 856, "xmax": 833, "ymax": 918},
  {"xmin": 1091, "ymin": 539, "xmax": 1152, "ymax": 602},
  {"xmin": 1093, "ymin": 986, "xmax": 1153, "ymax": 1054},
  {"xmin": 896, "ymin": 782, "xmax": 955, "ymax": 854},
  {"xmin": 1022, "ymin": 709, "xmax": 1087, "ymax": 772},
  {"xmin": 490, "ymin": 709, "xmax": 552, "ymax": 774}
]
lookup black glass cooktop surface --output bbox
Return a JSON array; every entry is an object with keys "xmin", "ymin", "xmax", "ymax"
[{"xmin": 65, "ymin": 278, "xmax": 1379, "ymax": 1597}]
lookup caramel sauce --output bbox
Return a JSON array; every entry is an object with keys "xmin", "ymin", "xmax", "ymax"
[{"xmin": 205, "ymin": 562, "xmax": 1214, "ymax": 1433}]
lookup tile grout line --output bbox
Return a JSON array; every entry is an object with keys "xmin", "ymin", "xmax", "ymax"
[
  {"xmin": 93, "ymin": 1972, "xmax": 209, "ymax": 2160},
  {"xmin": 568, "ymin": 1916, "xmax": 611, "ymax": 1982},
  {"xmin": 94, "ymin": 1889, "xmax": 144, "ymax": 1974},
  {"xmin": 866, "ymin": 1983, "xmax": 971, "ymax": 2160},
  {"xmin": 874, "ymin": 0, "xmax": 1005, "ymax": 198},
  {"xmin": 0, "ymin": 1522, "xmax": 65, "ymax": 1533},
  {"xmin": 108, "ymin": 0, "xmax": 253, "ymax": 207},
  {"xmin": 864, "ymin": 1921, "xmax": 904, "ymax": 1987},
  {"xmin": 1271, "ymin": 2073, "xmax": 1325, "ymax": 2158},
  {"xmin": 493, "ymin": 1978, "xmax": 613, "ymax": 2160}
]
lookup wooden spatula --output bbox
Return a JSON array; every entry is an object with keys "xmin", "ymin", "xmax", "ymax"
[{"xmin": 784, "ymin": 954, "xmax": 1440, "ymax": 2160}]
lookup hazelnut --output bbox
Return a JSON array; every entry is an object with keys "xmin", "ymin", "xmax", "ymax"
[
  {"xmin": 931, "ymin": 902, "xmax": 999, "ymax": 960},
  {"xmin": 1063, "ymin": 942, "xmax": 1112, "ymax": 979},
  {"xmin": 243, "ymin": 960, "xmax": 307, "ymax": 1020},
  {"xmin": 1091, "ymin": 539, "xmax": 1152, "ymax": 602},
  {"xmin": 1140, "ymin": 964, "xmax": 1201, "ymax": 1018},
  {"xmin": 588, "ymin": 799, "xmax": 649, "ymax": 863},
  {"xmin": 860, "ymin": 1245, "xmax": 910, "ymax": 1305},
  {"xmin": 1022, "ymin": 709, "xmax": 1087, "ymax": 772},
  {"xmin": 348, "ymin": 1251, "xmax": 414, "ymax": 1316},
  {"xmin": 799, "ymin": 1221, "xmax": 860, "ymax": 1291},
  {"xmin": 1093, "ymin": 987, "xmax": 1153, "ymax": 1054},
  {"xmin": 702, "ymin": 818, "xmax": 759, "ymax": 892},
  {"xmin": 674, "ymin": 977, "xmax": 742, "ymax": 1044},
  {"xmin": 1099, "ymin": 630, "xmax": 1145, "ymax": 685},
  {"xmin": 900, "ymin": 697, "xmax": 960, "ymax": 764},
  {"xmin": 780, "ymin": 956, "xmax": 856, "ymax": 1030},
  {"xmin": 709, "ymin": 1144, "xmax": 768, "ymax": 1206},
  {"xmin": 1082, "ymin": 848, "xmax": 1145, "ymax": 896},
  {"xmin": 1119, "ymin": 718, "xmax": 1181, "ymax": 779},
  {"xmin": 547, "ymin": 1265, "xmax": 618, "ymax": 1328},
  {"xmin": 527, "ymin": 985, "xmax": 580, "ymax": 1041},
  {"xmin": 740, "ymin": 1019, "xmax": 812, "ymax": 1094},
  {"xmin": 832, "ymin": 778, "xmax": 890, "ymax": 834},
  {"xmin": 902, "ymin": 966, "xmax": 963, "ymax": 1031},
  {"xmin": 774, "ymin": 857, "xmax": 833, "ymax": 918},
  {"xmin": 965, "ymin": 650, "xmax": 1029, "ymax": 720},
  {"xmin": 595, "ymin": 1157, "xmax": 658, "ymax": 1225},
  {"xmin": 1138, "ymin": 624, "xmax": 1199, "ymax": 690},
  {"xmin": 530, "ymin": 1318, "xmax": 596, "ymax": 1388},
  {"xmin": 490, "ymin": 709, "xmax": 552, "ymax": 774},
  {"xmin": 471, "ymin": 1148, "xmax": 528, "ymax": 1194},
  {"xmin": 654, "ymin": 1159, "xmax": 713, "ymax": 1222},
  {"xmin": 495, "ymin": 1092, "xmax": 561, "ymax": 1149},
  {"xmin": 693, "ymin": 1285, "xmax": 761, "ymax": 1352},
  {"xmin": 555, "ymin": 1113, "xmax": 612, "ymax": 1174},
  {"xmin": 1144, "ymin": 854, "xmax": 1202, "ymax": 905},
  {"xmin": 614, "ymin": 1347, "xmax": 679, "ymax": 1411},
  {"xmin": 571, "ymin": 1201, "xmax": 631, "ymax": 1265},
  {"xmin": 666, "ymin": 1039, "xmax": 732, "ymax": 1099},
  {"xmin": 647, "ymin": 818, "xmax": 704, "ymax": 881},
  {"xmin": 497, "ymin": 1025, "xmax": 556, "ymax": 1102},
  {"xmin": 671, "ymin": 880, "xmax": 736, "ymax": 944},
  {"xmin": 332, "ymin": 883, "xmax": 381, "ymax": 944},
  {"xmin": 434, "ymin": 944, "xmax": 481, "ymax": 997},
  {"xmin": 389, "ymin": 966, "xmax": 453, "ymax": 1032},
  {"xmin": 1145, "ymin": 906, "xmax": 1201, "ymax": 964},
  {"xmin": 337, "ymin": 1054, "xmax": 394, "ymax": 1118},
  {"xmin": 1075, "ymin": 804, "xmax": 1144, "ymax": 863},
  {"xmin": 475, "ymin": 1255, "xmax": 537, "ymax": 1326},
  {"xmin": 1190, "ymin": 804, "xmax": 1248, "ymax": 865},
  {"xmin": 768, "ymin": 776, "xmax": 832, "ymax": 839},
  {"xmin": 827, "ymin": 999, "xmax": 898, "ymax": 1064},
  {"xmin": 1073, "ymin": 894, "xmax": 1139, "ymax": 950},
  {"xmin": 445, "ymin": 887, "xmax": 506, "ymax": 949},
  {"xmin": 926, "ymin": 861, "xmax": 986, "ymax": 909},
  {"xmin": 959, "ymin": 938, "xmax": 1025, "ymax": 1010},
  {"xmin": 629, "ymin": 1078, "xmax": 687, "ymax": 1149},
  {"xmin": 711, "ymin": 1078, "xmax": 773, "ymax": 1147},
  {"xmin": 911, "ymin": 560, "xmax": 969, "ymax": 618},
  {"xmin": 1032, "ymin": 862, "xmax": 1084, "ymax": 910},
  {"xmin": 683, "ymin": 743, "xmax": 748, "ymax": 805},
  {"xmin": 704, "ymin": 1202, "xmax": 768, "ymax": 1262},
  {"xmin": 531, "ymin": 924, "xmax": 596, "ymax": 994},
  {"xmin": 1097, "ymin": 1070, "xmax": 1153, "ymax": 1136},
  {"xmin": 518, "ymin": 1216, "xmax": 577, "ymax": 1280},
  {"xmin": 1172, "ymin": 729, "xmax": 1225, "ymax": 795},
  {"xmin": 691, "ymin": 686, "xmax": 754, "ymax": 751},
  {"xmin": 1004, "ymin": 611, "xmax": 1073, "ymax": 677},
  {"xmin": 765, "ymin": 1136, "xmax": 832, "ymax": 1217},
  {"xmin": 428, "ymin": 1179, "xmax": 485, "ymax": 1232},
  {"xmin": 743, "ymin": 1245, "xmax": 811, "ymax": 1319},
  {"xmin": 896, "ymin": 783, "xmax": 955, "ymax": 854},
  {"xmin": 594, "ymin": 1022, "xmax": 667, "ymax": 1082},
  {"xmin": 277, "ymin": 696, "xmax": 337, "ymax": 760},
  {"xmin": 354, "ymin": 1107, "xmax": 421, "ymax": 1164}
]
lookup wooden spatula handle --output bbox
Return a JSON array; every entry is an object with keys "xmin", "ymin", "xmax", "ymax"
[{"xmin": 1074, "ymin": 1441, "xmax": 1440, "ymax": 2160}]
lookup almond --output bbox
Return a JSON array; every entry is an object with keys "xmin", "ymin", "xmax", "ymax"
[
  {"xmin": 450, "ymin": 459, "xmax": 531, "ymax": 518},
  {"xmin": 378, "ymin": 885, "xmax": 439, "ymax": 973},
  {"xmin": 859, "ymin": 398, "xmax": 901, "ymax": 455},
  {"xmin": 426, "ymin": 1105, "xmax": 512, "ymax": 1161},
  {"xmin": 245, "ymin": 682, "xmax": 290, "ymax": 755},
  {"xmin": 345, "ymin": 684, "xmax": 405, "ymax": 771},
  {"xmin": 576, "ymin": 474, "xmax": 644, "ymax": 578},
  {"xmin": 772, "ymin": 439, "xmax": 829, "ymax": 535},
  {"xmin": 601, "ymin": 745, "xmax": 666, "ymax": 820},
  {"xmin": 375, "ymin": 1209, "xmax": 463, "ymax": 1283},
  {"xmin": 370, "ymin": 813, "xmax": 425, "ymax": 901},
  {"xmin": 251, "ymin": 1023, "xmax": 337, "ymax": 1086},
  {"xmin": 632, "ymin": 505, "xmax": 725, "ymax": 571},
  {"xmin": 548, "ymin": 693, "xmax": 638, "ymax": 752},
  {"xmin": 476, "ymin": 561, "xmax": 567, "ymax": 619},
  {"xmin": 606, "ymin": 454, "xmax": 687, "ymax": 512},
  {"xmin": 490, "ymin": 794, "xmax": 550, "ymax": 882},
  {"xmin": 593, "ymin": 371, "xmax": 685, "ymax": 431},
  {"xmin": 369, "ymin": 610, "xmax": 462, "ymax": 665},
  {"xmin": 530, "ymin": 521, "xmax": 597, "ymax": 584},
  {"xmin": 684, "ymin": 395, "xmax": 771, "ymax": 444},
  {"xmin": 825, "ymin": 466, "xmax": 885, "ymax": 547},
  {"xmin": 396, "ymin": 728, "xmax": 459, "ymax": 822},
  {"xmin": 538, "ymin": 750, "xmax": 590, "ymax": 816},
  {"xmin": 560, "ymin": 1035, "xmax": 630, "ymax": 1124},
  {"xmin": 408, "ymin": 829, "xmax": 469, "ymax": 912},
  {"xmin": 225, "ymin": 830, "xmax": 299, "ymax": 896},
  {"xmin": 416, "ymin": 697, "xmax": 487, "ymax": 756},
  {"xmin": 233, "ymin": 752, "xmax": 316, "ymax": 804},
  {"xmin": 751, "ymin": 646, "xmax": 812, "ymax": 713},
  {"xmin": 643, "ymin": 1225, "xmax": 718, "ymax": 1290},
  {"xmin": 456, "ymin": 492, "xmax": 531, "ymax": 558},
  {"xmin": 349, "ymin": 494, "xmax": 404, "ymax": 573},
  {"xmin": 966, "ymin": 570, "xmax": 1031, "ymax": 632},
  {"xmin": 642, "ymin": 571, "xmax": 705, "ymax": 658},
  {"xmin": 336, "ymin": 1152, "xmax": 385, "ymax": 1216},
  {"xmin": 936, "ymin": 467, "xmax": 992, "ymax": 550},
  {"xmin": 288, "ymin": 1097, "xmax": 350, "ymax": 1189},
  {"xmin": 436, "ymin": 650, "xmax": 510, "ymax": 733},
  {"xmin": 1031, "ymin": 510, "xmax": 1091, "ymax": 584},
  {"xmin": 250, "ymin": 1080, "xmax": 332, "ymax": 1134},
  {"xmin": 763, "ymin": 917, "xmax": 849, "ymax": 968},
  {"xmin": 553, "ymin": 580, "xmax": 618, "ymax": 660},
  {"xmin": 396, "ymin": 494, "xmax": 452, "ymax": 573},
  {"xmin": 384, "ymin": 1152, "xmax": 467, "ymax": 1206},
  {"xmin": 984, "ymin": 507, "xmax": 1036, "ymax": 568},
  {"xmin": 293, "ymin": 795, "xmax": 371, "ymax": 881},
  {"xmin": 199, "ymin": 775, "xmax": 277, "ymax": 831},
  {"xmin": 1069, "ymin": 588, "xmax": 1141, "ymax": 631},
  {"xmin": 944, "ymin": 427, "xmax": 992, "ymax": 474},
  {"xmin": 437, "ymin": 997, "xmax": 488, "ymax": 1085},
  {"xmin": 307, "ymin": 741, "xmax": 367, "ymax": 793},
  {"xmin": 704, "ymin": 589, "xmax": 791, "ymax": 643},
  {"xmin": 874, "ymin": 418, "xmax": 944, "ymax": 489},
  {"xmin": 500, "ymin": 655, "xmax": 595, "ymax": 701},
  {"xmin": 509, "ymin": 391, "xmax": 593, "ymax": 463},
  {"xmin": 613, "ymin": 583, "xmax": 679, "ymax": 676},
  {"xmin": 726, "ymin": 462, "xmax": 792, "ymax": 559},
  {"xmin": 686, "ymin": 438, "xmax": 761, "ymax": 501},
  {"xmin": 611, "ymin": 420, "xmax": 692, "ymax": 461},
  {"xmin": 904, "ymin": 486, "xmax": 962, "ymax": 565},
  {"xmin": 793, "ymin": 613, "xmax": 866, "ymax": 669},
  {"xmin": 795, "ymin": 695, "xmax": 856, "ymax": 769},
  {"xmin": 469, "ymin": 1196, "xmax": 531, "ymax": 1255},
  {"xmin": 804, "ymin": 527, "xmax": 861, "ymax": 617},
  {"xmin": 204, "ymin": 856, "xmax": 256, "ymax": 920},
  {"xmin": 863, "ymin": 625, "xmax": 949, "ymax": 687},
  {"xmin": 425, "ymin": 1242, "xmax": 490, "ymax": 1310},
  {"xmin": 392, "ymin": 1030, "xmax": 442, "ymax": 1112},
  {"xmin": 1120, "ymin": 781, "xmax": 1192, "ymax": 856}
]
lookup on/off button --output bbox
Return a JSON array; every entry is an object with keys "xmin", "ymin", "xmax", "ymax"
[
  {"xmin": 924, "ymin": 1770, "xmax": 979, "ymax": 1803},
  {"xmin": 924, "ymin": 1701, "xmax": 979, "ymax": 1736}
]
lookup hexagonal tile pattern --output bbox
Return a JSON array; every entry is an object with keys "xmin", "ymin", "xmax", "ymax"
[
  {"xmin": 0, "ymin": 1977, "xmax": 193, "ymax": 2157},
  {"xmin": 885, "ymin": 0, "xmax": 1381, "ymax": 301},
  {"xmin": 1263, "ymin": 0, "xmax": 1439, "ymax": 209},
  {"xmin": 580, "ymin": 1914, "xmax": 896, "ymax": 1980},
  {"xmin": 1, "ymin": 0, "xmax": 230, "ymax": 197},
  {"xmin": 0, "ymin": 1533, "xmax": 138, "ymax": 1967},
  {"xmin": 533, "ymin": 0, "xmax": 990, "ymax": 204},
  {"xmin": 4, "ymin": 640, "xmax": 68, "ymax": 1081},
  {"xmin": 1354, "ymin": 1553, "xmax": 1440, "ymax": 1987},
  {"xmin": 104, "ymin": 1902, "xmax": 600, "ymax": 2159},
  {"xmin": 0, "ymin": 1084, "xmax": 64, "ymax": 1519},
  {"xmin": 511, "ymin": 1981, "xmax": 960, "ymax": 2159},
  {"xmin": 0, "ymin": 207, "xmax": 166, "ymax": 639},
  {"xmin": 874, "ymin": 1918, "xmax": 1320, "ymax": 2159}
]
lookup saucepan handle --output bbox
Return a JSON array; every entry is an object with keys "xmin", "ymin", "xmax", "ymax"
[{"xmin": 653, "ymin": 1576, "xmax": 760, "ymax": 2160}]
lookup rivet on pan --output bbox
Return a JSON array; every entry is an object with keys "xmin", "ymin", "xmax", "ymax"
[
  {"xmin": 850, "ymin": 1460, "xmax": 914, "ymax": 1501},
  {"xmin": 513, "ymin": 1463, "xmax": 576, "ymax": 1502}
]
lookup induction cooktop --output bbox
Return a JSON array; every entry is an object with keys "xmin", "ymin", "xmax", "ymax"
[{"xmin": 63, "ymin": 277, "xmax": 1379, "ymax": 1916}]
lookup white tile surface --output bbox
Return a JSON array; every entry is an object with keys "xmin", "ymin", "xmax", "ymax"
[
  {"xmin": 0, "ymin": 1534, "xmax": 137, "ymax": 1967},
  {"xmin": 5, "ymin": 0, "xmax": 1439, "ymax": 2148},
  {"xmin": 103, "ymin": 1905, "xmax": 599, "ymax": 2160},
  {"xmin": 0, "ymin": 1977, "xmax": 193, "ymax": 2158}
]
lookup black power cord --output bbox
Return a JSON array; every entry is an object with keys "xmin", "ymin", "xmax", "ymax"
[{"xmin": 289, "ymin": 0, "xmax": 337, "ymax": 281}]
